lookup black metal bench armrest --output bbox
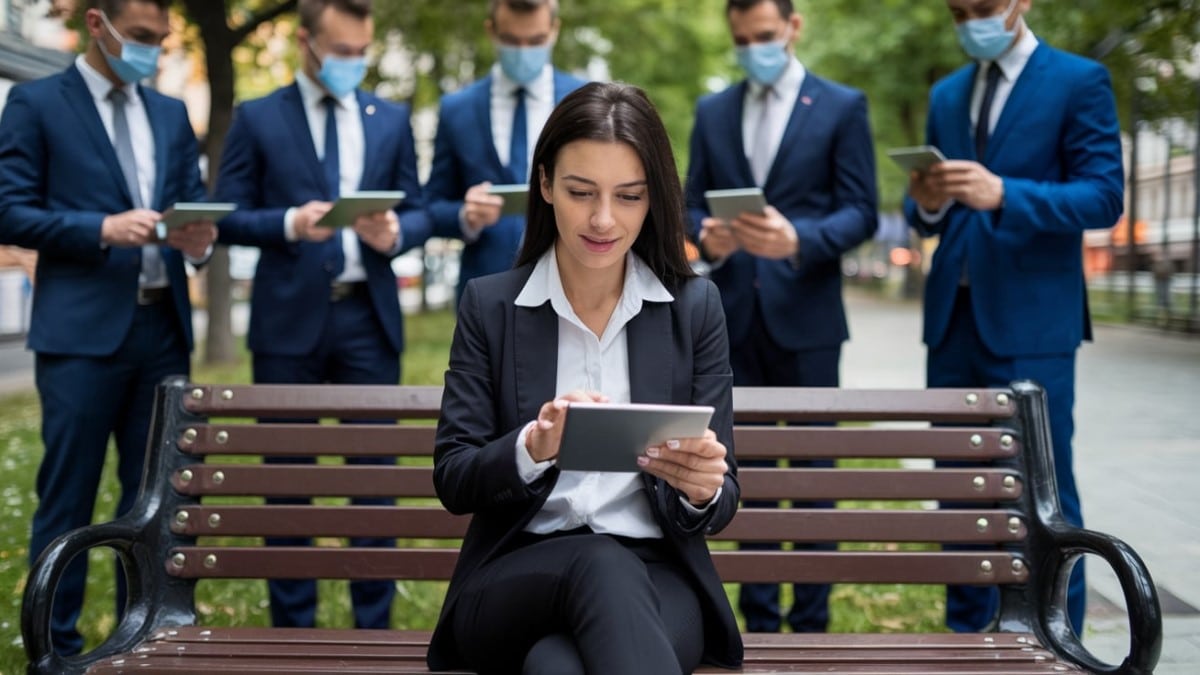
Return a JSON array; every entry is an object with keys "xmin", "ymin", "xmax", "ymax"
[
  {"xmin": 1040, "ymin": 526, "xmax": 1162, "ymax": 675},
  {"xmin": 22, "ymin": 519, "xmax": 161, "ymax": 675}
]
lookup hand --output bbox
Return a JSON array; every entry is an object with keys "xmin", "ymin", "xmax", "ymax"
[
  {"xmin": 353, "ymin": 209, "xmax": 400, "ymax": 254},
  {"xmin": 637, "ymin": 429, "xmax": 728, "ymax": 506},
  {"xmin": 293, "ymin": 201, "xmax": 336, "ymax": 242},
  {"xmin": 101, "ymin": 209, "xmax": 161, "ymax": 248},
  {"xmin": 730, "ymin": 206, "xmax": 799, "ymax": 260},
  {"xmin": 699, "ymin": 217, "xmax": 740, "ymax": 261},
  {"xmin": 922, "ymin": 160, "xmax": 1005, "ymax": 212},
  {"xmin": 908, "ymin": 169, "xmax": 952, "ymax": 213},
  {"xmin": 165, "ymin": 221, "xmax": 217, "ymax": 259},
  {"xmin": 462, "ymin": 182, "xmax": 504, "ymax": 231},
  {"xmin": 525, "ymin": 390, "xmax": 611, "ymax": 463}
]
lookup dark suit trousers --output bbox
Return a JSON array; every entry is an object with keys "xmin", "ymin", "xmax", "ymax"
[
  {"xmin": 252, "ymin": 290, "xmax": 400, "ymax": 629},
  {"xmin": 928, "ymin": 287, "xmax": 1084, "ymax": 634},
  {"xmin": 30, "ymin": 300, "xmax": 188, "ymax": 654},
  {"xmin": 730, "ymin": 298, "xmax": 839, "ymax": 633},
  {"xmin": 449, "ymin": 531, "xmax": 704, "ymax": 675}
]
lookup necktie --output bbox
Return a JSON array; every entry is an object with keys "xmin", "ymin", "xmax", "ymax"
[
  {"xmin": 109, "ymin": 87, "xmax": 165, "ymax": 288},
  {"xmin": 975, "ymin": 62, "xmax": 1002, "ymax": 161},
  {"xmin": 749, "ymin": 86, "xmax": 776, "ymax": 187},
  {"xmin": 322, "ymin": 96, "xmax": 345, "ymax": 277},
  {"xmin": 509, "ymin": 87, "xmax": 528, "ymax": 184}
]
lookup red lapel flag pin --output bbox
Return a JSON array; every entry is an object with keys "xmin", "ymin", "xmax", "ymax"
[{"xmin": 801, "ymin": 96, "xmax": 812, "ymax": 106}]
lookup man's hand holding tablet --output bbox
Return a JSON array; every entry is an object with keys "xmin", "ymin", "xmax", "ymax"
[{"xmin": 157, "ymin": 202, "xmax": 231, "ymax": 258}]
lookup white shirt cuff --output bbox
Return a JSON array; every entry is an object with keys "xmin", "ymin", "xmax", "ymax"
[
  {"xmin": 284, "ymin": 207, "xmax": 299, "ymax": 242},
  {"xmin": 679, "ymin": 486, "xmax": 722, "ymax": 514},
  {"xmin": 515, "ymin": 420, "xmax": 554, "ymax": 483},
  {"xmin": 918, "ymin": 200, "xmax": 954, "ymax": 223},
  {"xmin": 184, "ymin": 244, "xmax": 214, "ymax": 266},
  {"xmin": 458, "ymin": 204, "xmax": 484, "ymax": 243}
]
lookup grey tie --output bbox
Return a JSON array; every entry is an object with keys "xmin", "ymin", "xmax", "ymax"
[
  {"xmin": 749, "ymin": 86, "xmax": 778, "ymax": 187},
  {"xmin": 109, "ymin": 87, "xmax": 166, "ymax": 288}
]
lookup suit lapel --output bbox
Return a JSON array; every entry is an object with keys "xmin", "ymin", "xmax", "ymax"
[
  {"xmin": 765, "ymin": 75, "xmax": 820, "ymax": 188},
  {"xmin": 951, "ymin": 66, "xmax": 977, "ymax": 159},
  {"xmin": 61, "ymin": 67, "xmax": 131, "ymax": 205},
  {"xmin": 626, "ymin": 301, "xmax": 673, "ymax": 404},
  {"xmin": 280, "ymin": 84, "xmax": 327, "ymax": 190},
  {"xmin": 514, "ymin": 301, "xmax": 559, "ymax": 420},
  {"xmin": 473, "ymin": 76, "xmax": 508, "ymax": 180},
  {"xmin": 357, "ymin": 90, "xmax": 379, "ymax": 190},
  {"xmin": 985, "ymin": 45, "xmax": 1049, "ymax": 162},
  {"xmin": 139, "ymin": 87, "xmax": 169, "ymax": 210},
  {"xmin": 726, "ymin": 82, "xmax": 756, "ymax": 187}
]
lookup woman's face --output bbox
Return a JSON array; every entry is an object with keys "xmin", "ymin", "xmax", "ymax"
[{"xmin": 540, "ymin": 139, "xmax": 649, "ymax": 277}]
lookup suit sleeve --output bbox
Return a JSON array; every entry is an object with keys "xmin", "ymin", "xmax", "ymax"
[
  {"xmin": 657, "ymin": 280, "xmax": 739, "ymax": 537},
  {"xmin": 433, "ymin": 282, "xmax": 549, "ymax": 515},
  {"xmin": 790, "ymin": 91, "xmax": 878, "ymax": 269},
  {"xmin": 0, "ymin": 86, "xmax": 107, "ymax": 262},
  {"xmin": 425, "ymin": 101, "xmax": 470, "ymax": 239},
  {"xmin": 212, "ymin": 105, "xmax": 290, "ymax": 249},
  {"xmin": 684, "ymin": 103, "xmax": 713, "ymax": 242},
  {"xmin": 390, "ymin": 104, "xmax": 431, "ymax": 256},
  {"xmin": 992, "ymin": 64, "xmax": 1124, "ymax": 235}
]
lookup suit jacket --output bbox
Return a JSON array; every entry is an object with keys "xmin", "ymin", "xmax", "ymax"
[
  {"xmin": 685, "ymin": 72, "xmax": 878, "ymax": 352},
  {"xmin": 904, "ymin": 44, "xmax": 1124, "ymax": 357},
  {"xmin": 213, "ymin": 83, "xmax": 430, "ymax": 356},
  {"xmin": 427, "ymin": 265, "xmax": 743, "ymax": 670},
  {"xmin": 424, "ymin": 71, "xmax": 586, "ymax": 299},
  {"xmin": 0, "ymin": 65, "xmax": 205, "ymax": 356}
]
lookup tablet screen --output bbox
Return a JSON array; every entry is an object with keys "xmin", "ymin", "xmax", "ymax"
[{"xmin": 556, "ymin": 402, "xmax": 715, "ymax": 472}]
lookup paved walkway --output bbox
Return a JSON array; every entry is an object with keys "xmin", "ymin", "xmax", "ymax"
[{"xmin": 841, "ymin": 288, "xmax": 1200, "ymax": 674}]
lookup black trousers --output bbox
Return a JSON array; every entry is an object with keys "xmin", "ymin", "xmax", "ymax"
[{"xmin": 451, "ymin": 531, "xmax": 705, "ymax": 675}]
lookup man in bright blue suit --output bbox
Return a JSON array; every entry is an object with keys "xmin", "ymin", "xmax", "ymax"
[
  {"xmin": 685, "ymin": 0, "xmax": 877, "ymax": 633},
  {"xmin": 904, "ymin": 0, "xmax": 1124, "ymax": 637},
  {"xmin": 425, "ymin": 0, "xmax": 585, "ymax": 301},
  {"xmin": 0, "ymin": 0, "xmax": 217, "ymax": 654},
  {"xmin": 213, "ymin": 0, "xmax": 430, "ymax": 630}
]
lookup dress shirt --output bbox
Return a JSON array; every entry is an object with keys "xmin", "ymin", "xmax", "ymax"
[
  {"xmin": 285, "ymin": 71, "xmax": 395, "ymax": 282},
  {"xmin": 513, "ymin": 248, "xmax": 718, "ymax": 537},
  {"xmin": 741, "ymin": 56, "xmax": 805, "ymax": 180},
  {"xmin": 918, "ymin": 27, "xmax": 1039, "ymax": 222}
]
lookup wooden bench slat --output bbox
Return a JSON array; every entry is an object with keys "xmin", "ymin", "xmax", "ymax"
[
  {"xmin": 732, "ymin": 427, "xmax": 1020, "ymax": 460},
  {"xmin": 179, "ymin": 425, "xmax": 437, "ymax": 457},
  {"xmin": 182, "ymin": 385, "xmax": 444, "ymax": 419},
  {"xmin": 737, "ymin": 468, "xmax": 1022, "ymax": 501},
  {"xmin": 731, "ymin": 387, "xmax": 1015, "ymax": 422},
  {"xmin": 172, "ymin": 465, "xmax": 437, "ymax": 498},
  {"xmin": 172, "ymin": 506, "xmax": 464, "ymax": 538}
]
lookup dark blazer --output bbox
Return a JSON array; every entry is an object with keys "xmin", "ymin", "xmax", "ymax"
[
  {"xmin": 685, "ymin": 72, "xmax": 878, "ymax": 352},
  {"xmin": 424, "ymin": 71, "xmax": 586, "ymax": 299},
  {"xmin": 0, "ymin": 65, "xmax": 205, "ymax": 355},
  {"xmin": 213, "ymin": 83, "xmax": 431, "ymax": 356},
  {"xmin": 903, "ymin": 44, "xmax": 1124, "ymax": 357},
  {"xmin": 427, "ymin": 264, "xmax": 743, "ymax": 670}
]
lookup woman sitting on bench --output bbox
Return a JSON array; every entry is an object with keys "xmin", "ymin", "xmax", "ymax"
[{"xmin": 426, "ymin": 81, "xmax": 744, "ymax": 674}]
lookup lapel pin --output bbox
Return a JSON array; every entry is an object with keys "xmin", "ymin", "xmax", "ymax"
[
  {"xmin": 365, "ymin": 104, "xmax": 376, "ymax": 116},
  {"xmin": 801, "ymin": 96, "xmax": 812, "ymax": 106}
]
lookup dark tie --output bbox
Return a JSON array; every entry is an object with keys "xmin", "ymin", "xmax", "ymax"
[
  {"xmin": 509, "ymin": 87, "xmax": 528, "ymax": 184},
  {"xmin": 974, "ymin": 62, "xmax": 1002, "ymax": 161},
  {"xmin": 322, "ymin": 96, "xmax": 344, "ymax": 277},
  {"xmin": 109, "ymin": 87, "xmax": 165, "ymax": 288}
]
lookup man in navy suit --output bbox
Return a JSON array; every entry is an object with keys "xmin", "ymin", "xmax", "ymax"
[
  {"xmin": 685, "ymin": 0, "xmax": 877, "ymax": 633},
  {"xmin": 213, "ymin": 0, "xmax": 430, "ymax": 630},
  {"xmin": 905, "ymin": 0, "xmax": 1123, "ymax": 636},
  {"xmin": 424, "ymin": 0, "xmax": 585, "ymax": 301},
  {"xmin": 0, "ymin": 0, "xmax": 216, "ymax": 654}
]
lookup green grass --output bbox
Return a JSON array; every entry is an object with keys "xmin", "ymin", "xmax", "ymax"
[{"xmin": 0, "ymin": 308, "xmax": 944, "ymax": 674}]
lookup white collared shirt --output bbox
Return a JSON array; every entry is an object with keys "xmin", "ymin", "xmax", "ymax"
[
  {"xmin": 285, "ymin": 71, "xmax": 373, "ymax": 283},
  {"xmin": 76, "ymin": 55, "xmax": 155, "ymax": 213},
  {"xmin": 512, "ymin": 248, "xmax": 679, "ymax": 538},
  {"xmin": 741, "ymin": 56, "xmax": 806, "ymax": 177},
  {"xmin": 490, "ymin": 63, "xmax": 555, "ymax": 178}
]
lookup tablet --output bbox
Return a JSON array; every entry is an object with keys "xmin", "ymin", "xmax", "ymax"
[
  {"xmin": 556, "ymin": 402, "xmax": 715, "ymax": 473},
  {"xmin": 886, "ymin": 145, "xmax": 947, "ymax": 174},
  {"xmin": 487, "ymin": 183, "xmax": 529, "ymax": 217},
  {"xmin": 315, "ymin": 191, "xmax": 406, "ymax": 228},
  {"xmin": 704, "ymin": 187, "xmax": 767, "ymax": 222},
  {"xmin": 159, "ymin": 202, "xmax": 237, "ymax": 229}
]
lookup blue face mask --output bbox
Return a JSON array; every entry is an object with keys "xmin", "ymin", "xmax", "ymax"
[
  {"xmin": 736, "ymin": 40, "xmax": 790, "ymax": 87},
  {"xmin": 955, "ymin": 0, "xmax": 1020, "ymax": 61},
  {"xmin": 498, "ymin": 44, "xmax": 550, "ymax": 85},
  {"xmin": 310, "ymin": 42, "xmax": 367, "ymax": 99},
  {"xmin": 99, "ymin": 12, "xmax": 161, "ymax": 84}
]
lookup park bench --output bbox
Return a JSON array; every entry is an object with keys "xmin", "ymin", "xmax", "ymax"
[{"xmin": 23, "ymin": 377, "xmax": 1162, "ymax": 674}]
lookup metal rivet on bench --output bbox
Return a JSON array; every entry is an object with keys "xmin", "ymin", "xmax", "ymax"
[
  {"xmin": 220, "ymin": 389, "xmax": 233, "ymax": 400},
  {"xmin": 175, "ymin": 510, "xmax": 189, "ymax": 525},
  {"xmin": 1016, "ymin": 636, "xmax": 1028, "ymax": 644},
  {"xmin": 996, "ymin": 393, "xmax": 1010, "ymax": 406},
  {"xmin": 975, "ymin": 517, "xmax": 989, "ymax": 532},
  {"xmin": 179, "ymin": 469, "xmax": 193, "ymax": 484},
  {"xmin": 171, "ymin": 553, "xmax": 185, "ymax": 568},
  {"xmin": 1003, "ymin": 476, "xmax": 1016, "ymax": 489},
  {"xmin": 203, "ymin": 554, "xmax": 218, "ymax": 568},
  {"xmin": 965, "ymin": 392, "xmax": 979, "ymax": 405},
  {"xmin": 183, "ymin": 428, "xmax": 197, "ymax": 443},
  {"xmin": 208, "ymin": 513, "xmax": 221, "ymax": 528},
  {"xmin": 190, "ymin": 388, "xmax": 204, "ymax": 400},
  {"xmin": 1035, "ymin": 655, "xmax": 1046, "ymax": 662},
  {"xmin": 1000, "ymin": 434, "xmax": 1014, "ymax": 449},
  {"xmin": 979, "ymin": 560, "xmax": 993, "ymax": 574},
  {"xmin": 212, "ymin": 471, "xmax": 225, "ymax": 485},
  {"xmin": 1008, "ymin": 517, "xmax": 1021, "ymax": 533},
  {"xmin": 1012, "ymin": 559, "xmax": 1026, "ymax": 574},
  {"xmin": 969, "ymin": 434, "xmax": 983, "ymax": 448},
  {"xmin": 972, "ymin": 476, "xmax": 985, "ymax": 490},
  {"xmin": 215, "ymin": 430, "xmax": 229, "ymax": 444}
]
